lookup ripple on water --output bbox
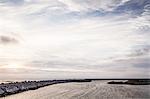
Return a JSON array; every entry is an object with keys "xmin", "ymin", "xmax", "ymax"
[{"xmin": 1, "ymin": 81, "xmax": 150, "ymax": 99}]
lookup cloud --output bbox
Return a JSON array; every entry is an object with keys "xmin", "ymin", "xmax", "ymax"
[
  {"xmin": 58, "ymin": 0, "xmax": 130, "ymax": 12},
  {"xmin": 134, "ymin": 3, "xmax": 150, "ymax": 28},
  {"xmin": 116, "ymin": 57, "xmax": 150, "ymax": 71},
  {"xmin": 0, "ymin": 0, "xmax": 25, "ymax": 6},
  {"xmin": 114, "ymin": 0, "xmax": 150, "ymax": 15},
  {"xmin": 0, "ymin": 0, "xmax": 150, "ymax": 79},
  {"xmin": 0, "ymin": 35, "xmax": 19, "ymax": 45},
  {"xmin": 129, "ymin": 45, "xmax": 150, "ymax": 57}
]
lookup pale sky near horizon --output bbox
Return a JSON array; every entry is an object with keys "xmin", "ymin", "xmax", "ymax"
[{"xmin": 0, "ymin": 0, "xmax": 150, "ymax": 80}]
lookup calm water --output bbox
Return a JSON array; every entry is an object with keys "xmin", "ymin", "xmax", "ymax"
[{"xmin": 1, "ymin": 80, "xmax": 150, "ymax": 99}]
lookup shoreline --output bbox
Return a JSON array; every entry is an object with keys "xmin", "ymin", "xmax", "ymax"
[
  {"xmin": 0, "ymin": 79, "xmax": 150, "ymax": 97},
  {"xmin": 108, "ymin": 79, "xmax": 150, "ymax": 85},
  {"xmin": 0, "ymin": 79, "xmax": 91, "ymax": 97}
]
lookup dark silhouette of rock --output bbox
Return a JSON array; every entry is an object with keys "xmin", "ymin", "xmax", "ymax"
[{"xmin": 108, "ymin": 79, "xmax": 150, "ymax": 85}]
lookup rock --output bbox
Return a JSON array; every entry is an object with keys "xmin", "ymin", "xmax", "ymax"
[
  {"xmin": 0, "ymin": 79, "xmax": 92, "ymax": 97},
  {"xmin": 0, "ymin": 88, "xmax": 5, "ymax": 96},
  {"xmin": 4, "ymin": 85, "xmax": 19, "ymax": 94},
  {"xmin": 108, "ymin": 80, "xmax": 150, "ymax": 85},
  {"xmin": 126, "ymin": 80, "xmax": 150, "ymax": 85}
]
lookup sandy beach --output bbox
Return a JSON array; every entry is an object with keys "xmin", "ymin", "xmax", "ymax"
[{"xmin": 1, "ymin": 80, "xmax": 150, "ymax": 99}]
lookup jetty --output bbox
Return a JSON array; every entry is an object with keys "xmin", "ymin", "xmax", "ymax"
[
  {"xmin": 1, "ymin": 78, "xmax": 150, "ymax": 97},
  {"xmin": 0, "ymin": 79, "xmax": 91, "ymax": 97}
]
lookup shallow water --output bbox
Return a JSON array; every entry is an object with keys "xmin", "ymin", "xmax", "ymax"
[{"xmin": 1, "ymin": 80, "xmax": 150, "ymax": 99}]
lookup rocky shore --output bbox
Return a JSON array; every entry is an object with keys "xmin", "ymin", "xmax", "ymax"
[
  {"xmin": 0, "ymin": 79, "xmax": 91, "ymax": 97},
  {"xmin": 1, "ymin": 79, "xmax": 149, "ymax": 97},
  {"xmin": 108, "ymin": 80, "xmax": 150, "ymax": 85}
]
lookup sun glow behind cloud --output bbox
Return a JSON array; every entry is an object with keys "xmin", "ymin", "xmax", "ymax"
[
  {"xmin": 4, "ymin": 63, "xmax": 22, "ymax": 69},
  {"xmin": 0, "ymin": 0, "xmax": 150, "ymax": 80}
]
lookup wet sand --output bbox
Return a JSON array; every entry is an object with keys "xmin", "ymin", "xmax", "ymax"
[{"xmin": 1, "ymin": 80, "xmax": 150, "ymax": 99}]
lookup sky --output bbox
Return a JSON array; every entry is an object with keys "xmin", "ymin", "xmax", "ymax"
[{"xmin": 0, "ymin": 0, "xmax": 150, "ymax": 80}]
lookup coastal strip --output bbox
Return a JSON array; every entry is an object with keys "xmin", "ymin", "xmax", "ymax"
[
  {"xmin": 108, "ymin": 79, "xmax": 150, "ymax": 85},
  {"xmin": 1, "ymin": 79, "xmax": 150, "ymax": 97},
  {"xmin": 0, "ymin": 79, "xmax": 91, "ymax": 97}
]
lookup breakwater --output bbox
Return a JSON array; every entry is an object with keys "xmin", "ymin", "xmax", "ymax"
[
  {"xmin": 0, "ymin": 79, "xmax": 91, "ymax": 97},
  {"xmin": 108, "ymin": 79, "xmax": 150, "ymax": 85}
]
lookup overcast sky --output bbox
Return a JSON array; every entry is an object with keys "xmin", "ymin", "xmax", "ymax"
[{"xmin": 0, "ymin": 0, "xmax": 150, "ymax": 80}]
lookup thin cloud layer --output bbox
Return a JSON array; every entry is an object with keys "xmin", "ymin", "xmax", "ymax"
[
  {"xmin": 0, "ymin": 0, "xmax": 149, "ymax": 80},
  {"xmin": 0, "ymin": 35, "xmax": 19, "ymax": 45}
]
